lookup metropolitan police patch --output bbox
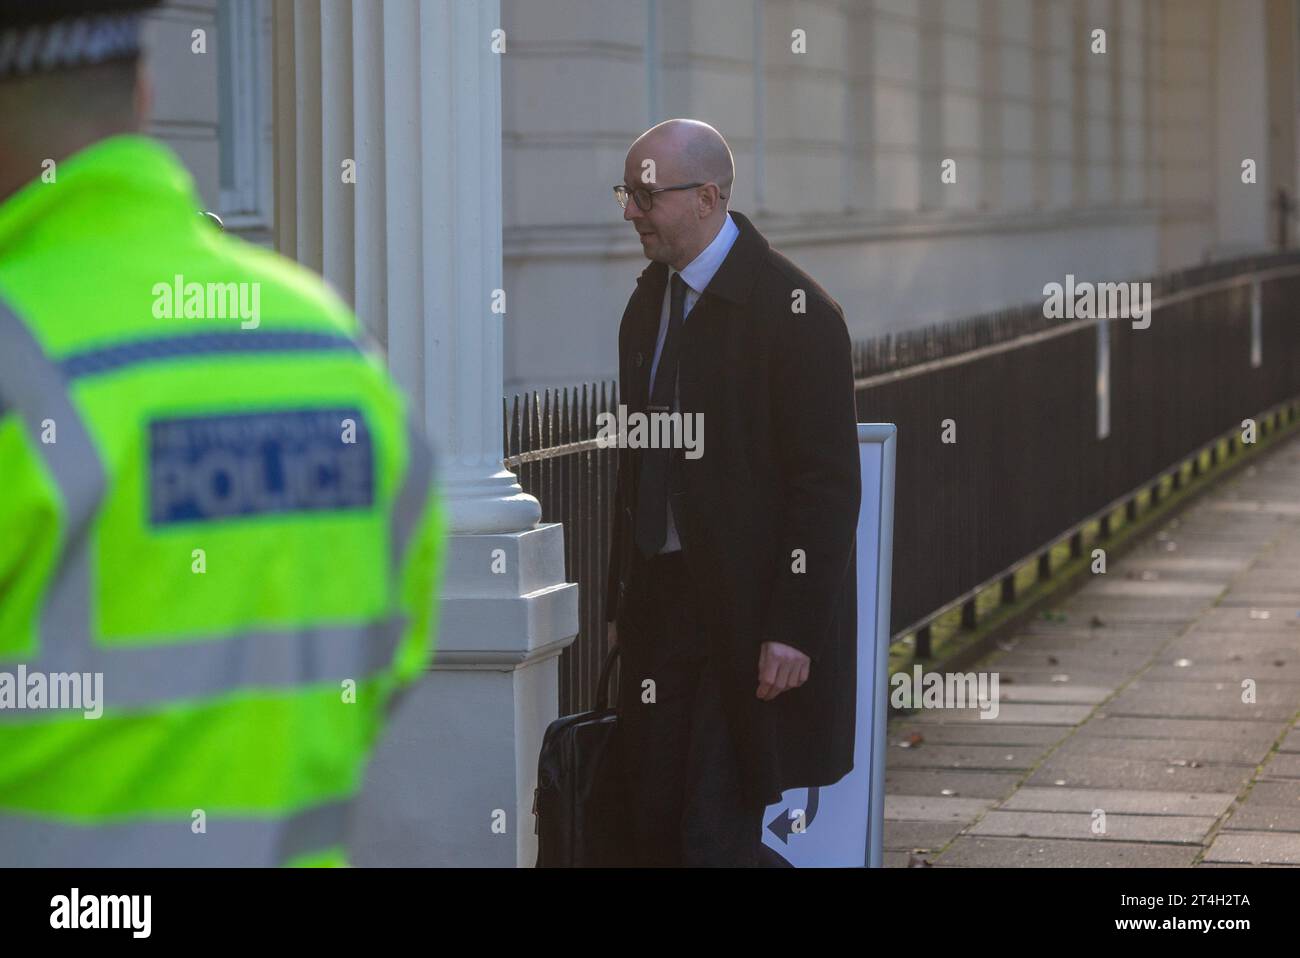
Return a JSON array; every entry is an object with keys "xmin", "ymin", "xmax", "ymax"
[{"xmin": 149, "ymin": 409, "xmax": 374, "ymax": 524}]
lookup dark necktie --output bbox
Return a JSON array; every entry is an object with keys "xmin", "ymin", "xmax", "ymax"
[{"xmin": 634, "ymin": 272, "xmax": 687, "ymax": 557}]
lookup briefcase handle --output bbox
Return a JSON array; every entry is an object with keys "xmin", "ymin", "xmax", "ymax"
[{"xmin": 594, "ymin": 643, "xmax": 621, "ymax": 711}]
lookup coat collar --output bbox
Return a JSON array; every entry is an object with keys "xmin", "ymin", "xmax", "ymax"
[
  {"xmin": 0, "ymin": 134, "xmax": 200, "ymax": 260},
  {"xmin": 633, "ymin": 209, "xmax": 767, "ymax": 307},
  {"xmin": 702, "ymin": 209, "xmax": 766, "ymax": 304}
]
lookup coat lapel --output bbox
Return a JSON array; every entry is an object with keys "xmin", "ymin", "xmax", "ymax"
[
  {"xmin": 623, "ymin": 211, "xmax": 768, "ymax": 410},
  {"xmin": 627, "ymin": 261, "xmax": 668, "ymax": 411},
  {"xmin": 677, "ymin": 211, "xmax": 766, "ymax": 392}
]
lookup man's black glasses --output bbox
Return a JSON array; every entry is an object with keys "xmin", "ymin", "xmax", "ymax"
[{"xmin": 613, "ymin": 181, "xmax": 727, "ymax": 212}]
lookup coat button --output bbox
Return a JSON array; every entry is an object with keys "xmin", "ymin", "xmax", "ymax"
[{"xmin": 634, "ymin": 352, "xmax": 644, "ymax": 368}]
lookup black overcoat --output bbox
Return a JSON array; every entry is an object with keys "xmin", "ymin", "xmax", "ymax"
[{"xmin": 605, "ymin": 209, "xmax": 862, "ymax": 806}]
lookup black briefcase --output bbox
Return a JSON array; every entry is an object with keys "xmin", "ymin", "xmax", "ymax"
[{"xmin": 533, "ymin": 644, "xmax": 631, "ymax": 866}]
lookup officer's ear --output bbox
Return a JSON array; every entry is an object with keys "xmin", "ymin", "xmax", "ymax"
[{"xmin": 132, "ymin": 59, "xmax": 153, "ymax": 131}]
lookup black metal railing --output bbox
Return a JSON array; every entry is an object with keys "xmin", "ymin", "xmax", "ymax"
[
  {"xmin": 506, "ymin": 252, "xmax": 1300, "ymax": 715},
  {"xmin": 503, "ymin": 383, "xmax": 620, "ymax": 718}
]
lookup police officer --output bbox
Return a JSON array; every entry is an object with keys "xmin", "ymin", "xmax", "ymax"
[{"xmin": 0, "ymin": 1, "xmax": 447, "ymax": 865}]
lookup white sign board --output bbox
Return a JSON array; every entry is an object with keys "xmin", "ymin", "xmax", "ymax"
[{"xmin": 760, "ymin": 423, "xmax": 897, "ymax": 867}]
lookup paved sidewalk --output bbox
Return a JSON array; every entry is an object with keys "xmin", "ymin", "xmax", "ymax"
[{"xmin": 884, "ymin": 433, "xmax": 1300, "ymax": 867}]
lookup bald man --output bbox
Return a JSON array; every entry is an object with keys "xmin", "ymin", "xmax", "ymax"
[{"xmin": 605, "ymin": 120, "xmax": 861, "ymax": 866}]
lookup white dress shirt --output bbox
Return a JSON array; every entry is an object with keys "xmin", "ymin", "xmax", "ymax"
[{"xmin": 646, "ymin": 211, "xmax": 740, "ymax": 553}]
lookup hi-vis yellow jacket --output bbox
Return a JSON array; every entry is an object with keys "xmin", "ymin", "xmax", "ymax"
[{"xmin": 0, "ymin": 134, "xmax": 447, "ymax": 866}]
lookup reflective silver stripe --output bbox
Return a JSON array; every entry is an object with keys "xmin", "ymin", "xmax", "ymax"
[
  {"xmin": 0, "ymin": 301, "xmax": 107, "ymax": 564},
  {"xmin": 0, "ymin": 802, "xmax": 348, "ymax": 867},
  {"xmin": 392, "ymin": 413, "xmax": 435, "ymax": 573},
  {"xmin": 0, "ymin": 620, "xmax": 405, "ymax": 721},
  {"xmin": 0, "ymin": 300, "xmax": 420, "ymax": 711}
]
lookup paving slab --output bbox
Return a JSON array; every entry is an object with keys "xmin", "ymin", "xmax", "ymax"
[
  {"xmin": 1114, "ymin": 557, "xmax": 1251, "ymax": 574},
  {"xmin": 1024, "ymin": 757, "xmax": 1255, "ymax": 792},
  {"xmin": 1123, "ymin": 678, "xmax": 1300, "ymax": 698},
  {"xmin": 1143, "ymin": 512, "xmax": 1276, "ymax": 529},
  {"xmin": 1095, "ymin": 704, "xmax": 1292, "ymax": 725},
  {"xmin": 1163, "ymin": 510, "xmax": 1284, "ymax": 525},
  {"xmin": 1220, "ymin": 803, "xmax": 1300, "ymax": 832},
  {"xmin": 986, "ymin": 649, "xmax": 1153, "ymax": 670},
  {"xmin": 969, "ymin": 810, "xmax": 1216, "ymax": 844},
  {"xmin": 1004, "ymin": 633, "xmax": 1170, "ymax": 653},
  {"xmin": 882, "ymin": 820, "xmax": 966, "ymax": 852},
  {"xmin": 1086, "ymin": 579, "xmax": 1226, "ymax": 598},
  {"xmin": 902, "ymin": 703, "xmax": 1093, "ymax": 725},
  {"xmin": 1209, "ymin": 500, "xmax": 1300, "ymax": 517},
  {"xmin": 1217, "ymin": 594, "xmax": 1300, "ymax": 607},
  {"xmin": 932, "ymin": 836, "xmax": 1200, "ymax": 867},
  {"xmin": 1048, "ymin": 735, "xmax": 1272, "ymax": 766},
  {"xmin": 1203, "ymin": 831, "xmax": 1300, "ymax": 864},
  {"xmin": 1161, "ymin": 636, "xmax": 1299, "ymax": 660},
  {"xmin": 883, "ymin": 795, "xmax": 992, "ymax": 822},
  {"xmin": 1133, "ymin": 539, "xmax": 1270, "ymax": 556},
  {"xmin": 886, "ymin": 744, "xmax": 1043, "ymax": 771},
  {"xmin": 1195, "ymin": 862, "xmax": 1259, "ymax": 868},
  {"xmin": 884, "ymin": 769, "xmax": 1022, "ymax": 799},
  {"xmin": 1108, "ymin": 573, "xmax": 1241, "ymax": 590},
  {"xmin": 1054, "ymin": 603, "xmax": 1206, "ymax": 624},
  {"xmin": 1144, "ymin": 662, "xmax": 1300, "ymax": 682},
  {"xmin": 1188, "ymin": 607, "xmax": 1300, "ymax": 632},
  {"xmin": 1072, "ymin": 717, "xmax": 1281, "ymax": 744},
  {"xmin": 1109, "ymin": 571, "xmax": 1238, "ymax": 587},
  {"xmin": 1148, "ymin": 512, "xmax": 1282, "ymax": 530},
  {"xmin": 1231, "ymin": 781, "xmax": 1300, "ymax": 806},
  {"xmin": 999, "ymin": 786, "xmax": 1236, "ymax": 816},
  {"xmin": 888, "ymin": 723, "xmax": 1068, "ymax": 747},
  {"xmin": 1101, "ymin": 684, "xmax": 1297, "ymax": 721},
  {"xmin": 1218, "ymin": 570, "xmax": 1300, "ymax": 588},
  {"xmin": 991, "ymin": 684, "xmax": 1113, "ymax": 705},
  {"xmin": 990, "ymin": 669, "xmax": 1133, "ymax": 687},
  {"xmin": 1279, "ymin": 726, "xmax": 1300, "ymax": 753},
  {"xmin": 1016, "ymin": 619, "xmax": 1183, "ymax": 637},
  {"xmin": 1260, "ymin": 754, "xmax": 1300, "ymax": 779},
  {"xmin": 1257, "ymin": 536, "xmax": 1300, "ymax": 551},
  {"xmin": 1173, "ymin": 622, "xmax": 1300, "ymax": 638}
]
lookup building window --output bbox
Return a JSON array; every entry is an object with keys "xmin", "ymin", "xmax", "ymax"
[{"xmin": 217, "ymin": 0, "xmax": 273, "ymax": 237}]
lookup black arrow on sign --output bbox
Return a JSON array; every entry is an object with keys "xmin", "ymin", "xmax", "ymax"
[{"xmin": 765, "ymin": 786, "xmax": 820, "ymax": 844}]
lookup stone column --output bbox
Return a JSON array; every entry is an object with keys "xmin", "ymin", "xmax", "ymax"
[{"xmin": 271, "ymin": 0, "xmax": 577, "ymax": 867}]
